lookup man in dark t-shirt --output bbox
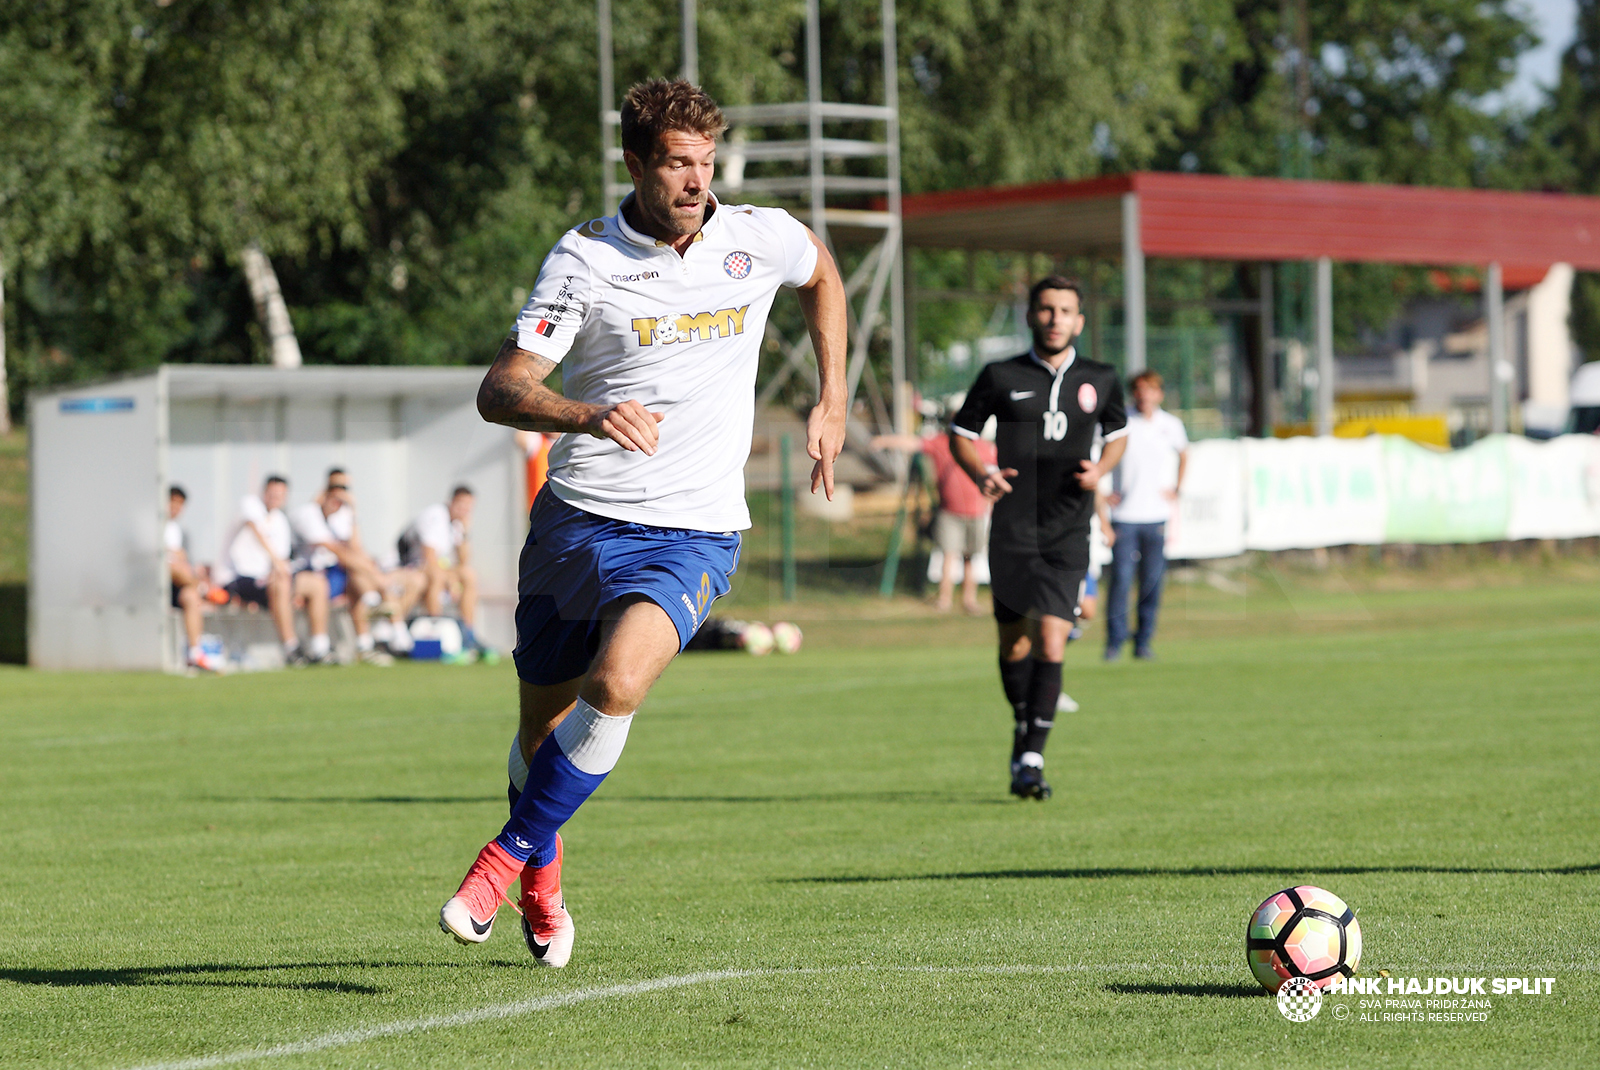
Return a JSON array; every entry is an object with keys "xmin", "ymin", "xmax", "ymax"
[{"xmin": 949, "ymin": 276, "xmax": 1129, "ymax": 800}]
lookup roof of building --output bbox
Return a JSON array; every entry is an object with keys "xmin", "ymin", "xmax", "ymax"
[{"xmin": 900, "ymin": 172, "xmax": 1600, "ymax": 280}]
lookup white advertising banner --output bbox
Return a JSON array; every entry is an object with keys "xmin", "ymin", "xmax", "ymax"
[
  {"xmin": 1506, "ymin": 434, "xmax": 1600, "ymax": 540},
  {"xmin": 1243, "ymin": 436, "xmax": 1388, "ymax": 550},
  {"xmin": 1166, "ymin": 439, "xmax": 1247, "ymax": 560}
]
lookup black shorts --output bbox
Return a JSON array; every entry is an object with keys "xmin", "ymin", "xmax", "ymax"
[
  {"xmin": 989, "ymin": 551, "xmax": 1086, "ymax": 624},
  {"xmin": 170, "ymin": 582, "xmax": 183, "ymax": 609},
  {"xmin": 226, "ymin": 576, "xmax": 271, "ymax": 609}
]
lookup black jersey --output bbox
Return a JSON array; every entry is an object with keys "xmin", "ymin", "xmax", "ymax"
[{"xmin": 951, "ymin": 350, "xmax": 1127, "ymax": 567}]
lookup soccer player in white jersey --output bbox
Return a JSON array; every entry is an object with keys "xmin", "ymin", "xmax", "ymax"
[{"xmin": 438, "ymin": 79, "xmax": 846, "ymax": 965}]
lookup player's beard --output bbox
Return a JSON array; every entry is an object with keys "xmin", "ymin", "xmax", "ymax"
[
  {"xmin": 639, "ymin": 181, "xmax": 707, "ymax": 239},
  {"xmin": 1031, "ymin": 324, "xmax": 1076, "ymax": 359}
]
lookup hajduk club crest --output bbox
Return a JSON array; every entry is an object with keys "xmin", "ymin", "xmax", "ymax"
[{"xmin": 724, "ymin": 251, "xmax": 753, "ymax": 279}]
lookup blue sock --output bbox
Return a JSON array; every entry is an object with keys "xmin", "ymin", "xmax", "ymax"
[{"xmin": 494, "ymin": 699, "xmax": 633, "ymax": 866}]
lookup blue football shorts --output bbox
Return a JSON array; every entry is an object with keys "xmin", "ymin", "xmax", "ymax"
[
  {"xmin": 321, "ymin": 564, "xmax": 348, "ymax": 600},
  {"xmin": 512, "ymin": 489, "xmax": 741, "ymax": 686}
]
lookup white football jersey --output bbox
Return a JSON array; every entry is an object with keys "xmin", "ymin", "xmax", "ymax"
[{"xmin": 512, "ymin": 195, "xmax": 818, "ymax": 531}]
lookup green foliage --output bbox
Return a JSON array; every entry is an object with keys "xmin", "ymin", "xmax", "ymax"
[
  {"xmin": 0, "ymin": 0, "xmax": 1572, "ymax": 412},
  {"xmin": 1543, "ymin": 0, "xmax": 1600, "ymax": 360},
  {"xmin": 1151, "ymin": 0, "xmax": 1540, "ymax": 349}
]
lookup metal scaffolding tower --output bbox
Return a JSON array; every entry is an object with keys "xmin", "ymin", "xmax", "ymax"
[{"xmin": 597, "ymin": 0, "xmax": 908, "ymax": 456}]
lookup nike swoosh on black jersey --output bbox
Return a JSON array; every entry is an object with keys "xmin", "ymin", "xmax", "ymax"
[{"xmin": 1009, "ymin": 390, "xmax": 1036, "ymax": 399}]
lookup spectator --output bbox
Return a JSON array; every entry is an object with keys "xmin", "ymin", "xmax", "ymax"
[
  {"xmin": 290, "ymin": 470, "xmax": 395, "ymax": 665},
  {"xmin": 166, "ymin": 486, "xmax": 220, "ymax": 673},
  {"xmin": 398, "ymin": 485, "xmax": 487, "ymax": 654},
  {"xmin": 225, "ymin": 475, "xmax": 331, "ymax": 665},
  {"xmin": 874, "ymin": 417, "xmax": 998, "ymax": 614},
  {"xmin": 1104, "ymin": 371, "xmax": 1189, "ymax": 661}
]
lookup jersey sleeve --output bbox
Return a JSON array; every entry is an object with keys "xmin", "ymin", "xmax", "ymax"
[
  {"xmin": 951, "ymin": 365, "xmax": 999, "ymax": 440},
  {"xmin": 1099, "ymin": 375, "xmax": 1129, "ymax": 441},
  {"xmin": 512, "ymin": 234, "xmax": 594, "ymax": 362},
  {"xmin": 1167, "ymin": 411, "xmax": 1190, "ymax": 451},
  {"xmin": 240, "ymin": 495, "xmax": 267, "ymax": 525},
  {"xmin": 760, "ymin": 208, "xmax": 819, "ymax": 288}
]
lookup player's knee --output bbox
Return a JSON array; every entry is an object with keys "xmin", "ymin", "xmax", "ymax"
[
  {"xmin": 1000, "ymin": 633, "xmax": 1031, "ymax": 661},
  {"xmin": 585, "ymin": 663, "xmax": 653, "ymax": 714}
]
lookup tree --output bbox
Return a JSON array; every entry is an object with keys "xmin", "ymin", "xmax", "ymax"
[{"xmin": 1543, "ymin": 0, "xmax": 1600, "ymax": 360}]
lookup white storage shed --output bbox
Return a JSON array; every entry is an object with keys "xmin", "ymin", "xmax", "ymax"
[{"xmin": 29, "ymin": 365, "xmax": 524, "ymax": 671}]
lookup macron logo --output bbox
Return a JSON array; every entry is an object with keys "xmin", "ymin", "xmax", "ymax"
[
  {"xmin": 680, "ymin": 593, "xmax": 700, "ymax": 629},
  {"xmin": 1009, "ymin": 390, "xmax": 1036, "ymax": 400}
]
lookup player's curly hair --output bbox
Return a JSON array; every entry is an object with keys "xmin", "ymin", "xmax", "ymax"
[{"xmin": 620, "ymin": 79, "xmax": 726, "ymax": 162}]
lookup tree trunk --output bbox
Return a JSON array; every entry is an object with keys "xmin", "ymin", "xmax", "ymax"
[
  {"xmin": 240, "ymin": 241, "xmax": 303, "ymax": 369},
  {"xmin": 0, "ymin": 248, "xmax": 10, "ymax": 434}
]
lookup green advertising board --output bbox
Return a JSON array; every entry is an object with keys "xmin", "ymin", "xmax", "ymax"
[{"xmin": 1382, "ymin": 436, "xmax": 1511, "ymax": 543}]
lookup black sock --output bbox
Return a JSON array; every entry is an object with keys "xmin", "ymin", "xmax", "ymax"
[
  {"xmin": 999, "ymin": 656, "xmax": 1033, "ymax": 761},
  {"xmin": 1022, "ymin": 658, "xmax": 1063, "ymax": 757}
]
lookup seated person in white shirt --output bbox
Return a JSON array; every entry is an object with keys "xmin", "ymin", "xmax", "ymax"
[
  {"xmin": 290, "ymin": 470, "xmax": 395, "ymax": 665},
  {"xmin": 397, "ymin": 485, "xmax": 485, "ymax": 652},
  {"xmin": 225, "ymin": 475, "xmax": 332, "ymax": 665},
  {"xmin": 166, "ymin": 485, "xmax": 220, "ymax": 673}
]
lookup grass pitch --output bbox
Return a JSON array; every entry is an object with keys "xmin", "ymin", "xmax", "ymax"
[{"xmin": 1, "ymin": 571, "xmax": 1596, "ymax": 1068}]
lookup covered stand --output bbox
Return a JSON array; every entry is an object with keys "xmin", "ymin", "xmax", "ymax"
[{"xmin": 30, "ymin": 365, "xmax": 523, "ymax": 671}]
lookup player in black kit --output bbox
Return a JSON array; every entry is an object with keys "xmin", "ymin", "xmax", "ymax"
[{"xmin": 949, "ymin": 276, "xmax": 1128, "ymax": 799}]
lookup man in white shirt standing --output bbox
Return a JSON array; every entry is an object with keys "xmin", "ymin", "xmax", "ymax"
[
  {"xmin": 1104, "ymin": 370, "xmax": 1189, "ymax": 661},
  {"xmin": 225, "ymin": 475, "xmax": 332, "ymax": 665},
  {"xmin": 290, "ymin": 470, "xmax": 393, "ymax": 665},
  {"xmin": 437, "ymin": 78, "xmax": 846, "ymax": 967}
]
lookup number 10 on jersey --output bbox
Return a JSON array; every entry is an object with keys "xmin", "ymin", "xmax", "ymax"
[{"xmin": 1042, "ymin": 410, "xmax": 1068, "ymax": 441}]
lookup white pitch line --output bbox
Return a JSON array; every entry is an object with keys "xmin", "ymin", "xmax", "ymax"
[
  {"xmin": 122, "ymin": 970, "xmax": 766, "ymax": 1070},
  {"xmin": 119, "ymin": 963, "xmax": 1153, "ymax": 1070}
]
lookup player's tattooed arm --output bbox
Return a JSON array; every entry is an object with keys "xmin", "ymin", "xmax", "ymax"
[{"xmin": 477, "ymin": 337, "xmax": 665, "ymax": 454}]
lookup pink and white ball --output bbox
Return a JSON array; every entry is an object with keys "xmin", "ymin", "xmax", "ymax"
[
  {"xmin": 771, "ymin": 621, "xmax": 803, "ymax": 655},
  {"xmin": 741, "ymin": 622, "xmax": 776, "ymax": 656},
  {"xmin": 1246, "ymin": 885, "xmax": 1363, "ymax": 993}
]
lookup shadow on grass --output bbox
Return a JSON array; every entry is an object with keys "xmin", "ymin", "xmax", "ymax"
[
  {"xmin": 0, "ymin": 960, "xmax": 524, "ymax": 993},
  {"xmin": 202, "ymin": 796, "xmax": 501, "ymax": 806},
  {"xmin": 786, "ymin": 863, "xmax": 1600, "ymax": 883},
  {"xmin": 204, "ymin": 792, "xmax": 1011, "ymax": 807},
  {"xmin": 601, "ymin": 792, "xmax": 1011, "ymax": 806},
  {"xmin": 1106, "ymin": 982, "xmax": 1262, "ymax": 999}
]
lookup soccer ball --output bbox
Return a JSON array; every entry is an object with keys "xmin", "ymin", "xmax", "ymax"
[
  {"xmin": 741, "ymin": 621, "xmax": 775, "ymax": 656},
  {"xmin": 1247, "ymin": 885, "xmax": 1362, "ymax": 993},
  {"xmin": 771, "ymin": 621, "xmax": 803, "ymax": 655}
]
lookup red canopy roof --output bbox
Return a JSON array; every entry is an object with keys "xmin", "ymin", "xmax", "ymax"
[{"xmin": 900, "ymin": 172, "xmax": 1600, "ymax": 282}]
